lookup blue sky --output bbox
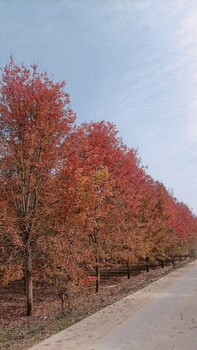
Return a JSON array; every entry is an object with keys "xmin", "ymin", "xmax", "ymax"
[{"xmin": 0, "ymin": 0, "xmax": 197, "ymax": 213}]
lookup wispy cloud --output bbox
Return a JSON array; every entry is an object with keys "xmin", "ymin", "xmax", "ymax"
[{"xmin": 0, "ymin": 0, "xmax": 196, "ymax": 211}]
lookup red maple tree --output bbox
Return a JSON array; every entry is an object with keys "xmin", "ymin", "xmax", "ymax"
[{"xmin": 0, "ymin": 58, "xmax": 75, "ymax": 315}]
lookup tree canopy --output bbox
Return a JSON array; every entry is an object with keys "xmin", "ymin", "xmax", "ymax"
[{"xmin": 0, "ymin": 58, "xmax": 197, "ymax": 316}]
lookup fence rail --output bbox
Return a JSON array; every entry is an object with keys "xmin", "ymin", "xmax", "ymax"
[{"xmin": 90, "ymin": 255, "xmax": 193, "ymax": 279}]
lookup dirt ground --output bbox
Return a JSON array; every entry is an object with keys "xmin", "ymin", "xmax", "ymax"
[
  {"xmin": 0, "ymin": 259, "xmax": 191, "ymax": 350},
  {"xmin": 29, "ymin": 260, "xmax": 197, "ymax": 350}
]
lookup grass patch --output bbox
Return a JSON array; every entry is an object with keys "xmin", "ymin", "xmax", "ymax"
[
  {"xmin": 0, "ymin": 318, "xmax": 71, "ymax": 350},
  {"xmin": 26, "ymin": 324, "xmax": 46, "ymax": 335},
  {"xmin": 0, "ymin": 327, "xmax": 25, "ymax": 349},
  {"xmin": 59, "ymin": 321, "xmax": 70, "ymax": 331}
]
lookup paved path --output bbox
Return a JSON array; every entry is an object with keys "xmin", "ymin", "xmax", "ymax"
[{"xmin": 29, "ymin": 261, "xmax": 197, "ymax": 350}]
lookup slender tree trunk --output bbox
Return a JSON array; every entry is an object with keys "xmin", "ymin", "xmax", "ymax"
[
  {"xmin": 161, "ymin": 259, "xmax": 164, "ymax": 268},
  {"xmin": 145, "ymin": 257, "xmax": 150, "ymax": 272},
  {"xmin": 25, "ymin": 242, "xmax": 33, "ymax": 316},
  {"xmin": 95, "ymin": 250, "xmax": 100, "ymax": 293},
  {"xmin": 61, "ymin": 299, "xmax": 65, "ymax": 315},
  {"xmin": 127, "ymin": 258, "xmax": 131, "ymax": 279},
  {"xmin": 23, "ymin": 274, "xmax": 26, "ymax": 293}
]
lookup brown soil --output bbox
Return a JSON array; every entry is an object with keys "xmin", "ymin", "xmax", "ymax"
[{"xmin": 0, "ymin": 259, "xmax": 190, "ymax": 350}]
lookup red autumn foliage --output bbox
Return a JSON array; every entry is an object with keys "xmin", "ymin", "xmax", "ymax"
[
  {"xmin": 0, "ymin": 59, "xmax": 197, "ymax": 317},
  {"xmin": 0, "ymin": 58, "xmax": 76, "ymax": 315}
]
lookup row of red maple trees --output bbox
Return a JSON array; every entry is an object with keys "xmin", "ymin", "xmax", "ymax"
[{"xmin": 0, "ymin": 59, "xmax": 197, "ymax": 316}]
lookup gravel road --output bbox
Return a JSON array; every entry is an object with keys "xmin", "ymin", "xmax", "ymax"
[{"xmin": 29, "ymin": 261, "xmax": 197, "ymax": 350}]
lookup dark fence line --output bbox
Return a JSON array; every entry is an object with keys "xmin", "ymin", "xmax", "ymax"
[{"xmin": 92, "ymin": 255, "xmax": 192, "ymax": 279}]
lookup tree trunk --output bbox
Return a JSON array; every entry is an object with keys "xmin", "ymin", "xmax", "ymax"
[
  {"xmin": 25, "ymin": 242, "xmax": 33, "ymax": 316},
  {"xmin": 95, "ymin": 251, "xmax": 100, "ymax": 293},
  {"xmin": 61, "ymin": 299, "xmax": 65, "ymax": 315},
  {"xmin": 127, "ymin": 258, "xmax": 131, "ymax": 279},
  {"xmin": 145, "ymin": 257, "xmax": 150, "ymax": 272},
  {"xmin": 172, "ymin": 258, "xmax": 175, "ymax": 268},
  {"xmin": 161, "ymin": 259, "xmax": 164, "ymax": 268},
  {"xmin": 23, "ymin": 275, "xmax": 26, "ymax": 293}
]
